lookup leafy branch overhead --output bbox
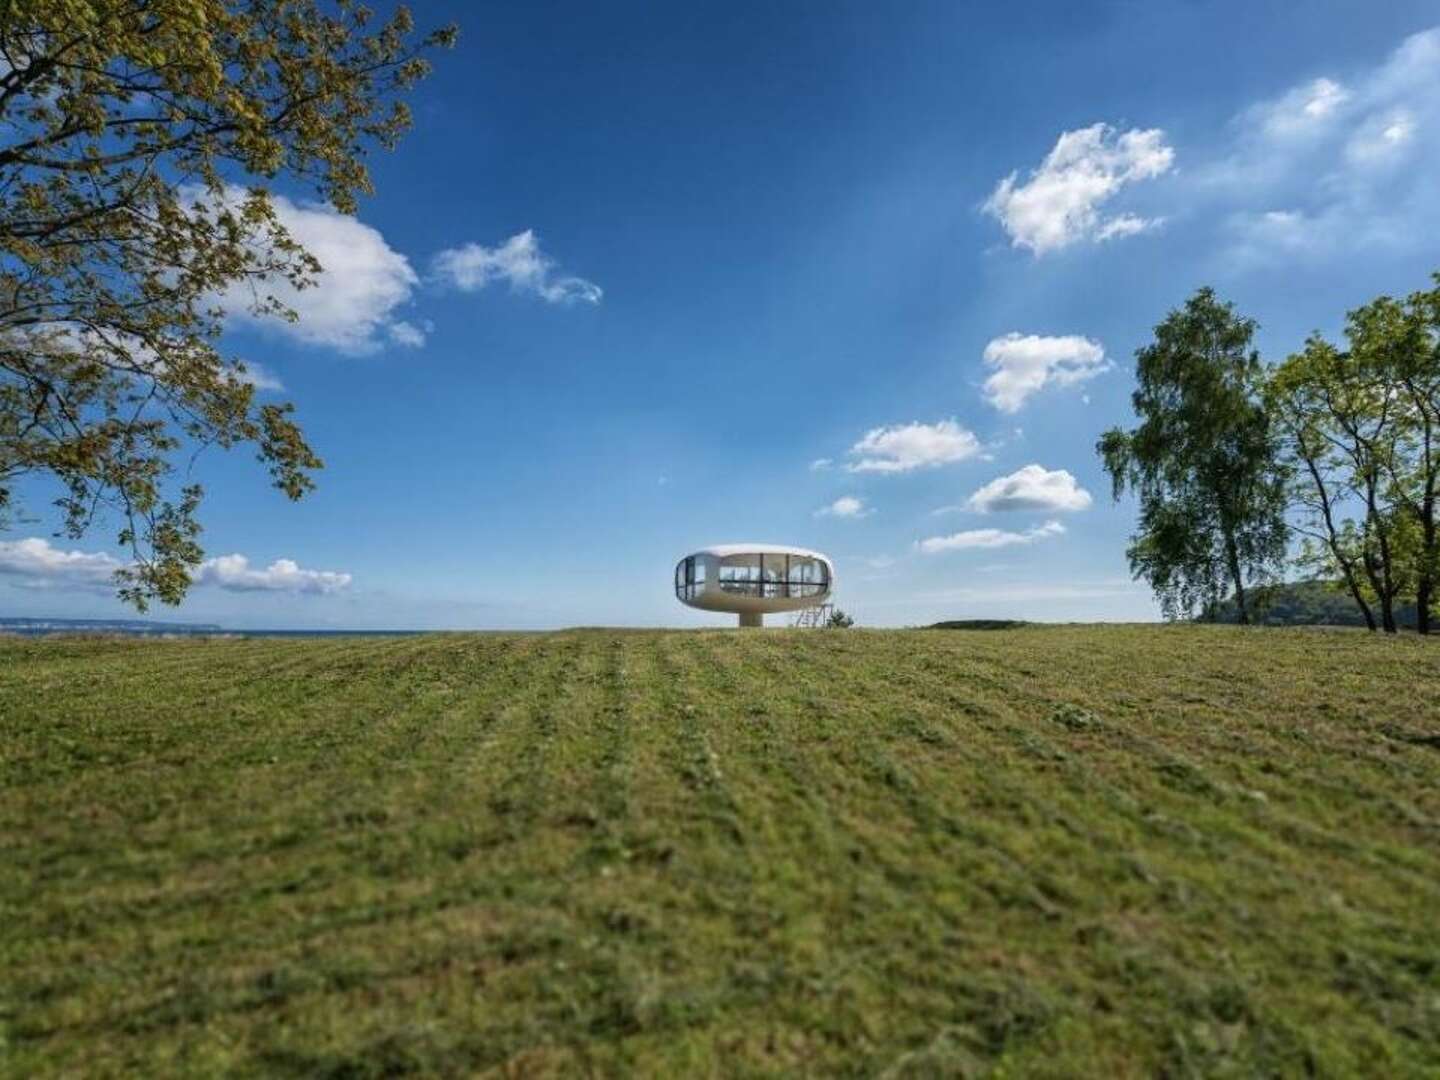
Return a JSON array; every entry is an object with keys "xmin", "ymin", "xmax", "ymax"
[{"xmin": 0, "ymin": 1, "xmax": 456, "ymax": 608}]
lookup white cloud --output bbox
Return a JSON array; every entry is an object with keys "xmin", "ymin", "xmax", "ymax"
[
  {"xmin": 1216, "ymin": 27, "xmax": 1440, "ymax": 263},
  {"xmin": 194, "ymin": 554, "xmax": 352, "ymax": 594},
  {"xmin": 7, "ymin": 322, "xmax": 290, "ymax": 396},
  {"xmin": 916, "ymin": 520, "xmax": 1065, "ymax": 554},
  {"xmin": 1248, "ymin": 77, "xmax": 1352, "ymax": 139},
  {"xmin": 233, "ymin": 361, "xmax": 284, "ymax": 392},
  {"xmin": 846, "ymin": 419, "xmax": 981, "ymax": 474},
  {"xmin": 0, "ymin": 537, "xmax": 122, "ymax": 590},
  {"xmin": 386, "ymin": 320, "xmax": 427, "ymax": 348},
  {"xmin": 809, "ymin": 458, "xmax": 834, "ymax": 472},
  {"xmin": 983, "ymin": 124, "xmax": 1174, "ymax": 254},
  {"xmin": 433, "ymin": 230, "xmax": 602, "ymax": 305},
  {"xmin": 208, "ymin": 187, "xmax": 421, "ymax": 355},
  {"xmin": 816, "ymin": 495, "xmax": 871, "ymax": 518},
  {"xmin": 966, "ymin": 465, "xmax": 1092, "ymax": 513},
  {"xmin": 1345, "ymin": 111, "xmax": 1416, "ymax": 166},
  {"xmin": 981, "ymin": 333, "xmax": 1108, "ymax": 413},
  {"xmin": 918, "ymin": 578, "xmax": 1144, "ymax": 603},
  {"xmin": 0, "ymin": 537, "xmax": 350, "ymax": 596}
]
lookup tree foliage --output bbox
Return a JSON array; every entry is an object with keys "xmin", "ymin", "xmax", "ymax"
[
  {"xmin": 1269, "ymin": 278, "xmax": 1440, "ymax": 633},
  {"xmin": 0, "ymin": 1, "xmax": 455, "ymax": 608},
  {"xmin": 1098, "ymin": 288, "xmax": 1288, "ymax": 622}
]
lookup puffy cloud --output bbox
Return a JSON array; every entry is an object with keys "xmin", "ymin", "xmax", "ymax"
[
  {"xmin": 982, "ymin": 333, "xmax": 1108, "ymax": 413},
  {"xmin": 815, "ymin": 495, "xmax": 871, "ymax": 518},
  {"xmin": 983, "ymin": 124, "xmax": 1174, "ymax": 254},
  {"xmin": 208, "ymin": 187, "xmax": 422, "ymax": 355},
  {"xmin": 916, "ymin": 520, "xmax": 1065, "ymax": 554},
  {"xmin": 0, "ymin": 537, "xmax": 122, "ymax": 590},
  {"xmin": 809, "ymin": 457, "xmax": 834, "ymax": 472},
  {"xmin": 433, "ymin": 230, "xmax": 602, "ymax": 305},
  {"xmin": 846, "ymin": 420, "xmax": 981, "ymax": 474},
  {"xmin": 194, "ymin": 554, "xmax": 352, "ymax": 594},
  {"xmin": 966, "ymin": 465, "xmax": 1092, "ymax": 513},
  {"xmin": 0, "ymin": 537, "xmax": 350, "ymax": 596}
]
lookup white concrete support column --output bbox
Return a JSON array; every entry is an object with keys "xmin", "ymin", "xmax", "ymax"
[{"xmin": 738, "ymin": 612, "xmax": 763, "ymax": 628}]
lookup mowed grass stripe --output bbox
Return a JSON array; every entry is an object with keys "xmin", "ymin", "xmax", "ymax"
[
  {"xmin": 3, "ymin": 634, "xmax": 570, "ymax": 1066},
  {"xmin": 1, "ymin": 627, "xmax": 1437, "ymax": 1076}
]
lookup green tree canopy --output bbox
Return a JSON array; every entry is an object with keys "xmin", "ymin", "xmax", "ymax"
[
  {"xmin": 1268, "ymin": 278, "xmax": 1440, "ymax": 633},
  {"xmin": 0, "ymin": 1, "xmax": 455, "ymax": 608},
  {"xmin": 1098, "ymin": 288, "xmax": 1288, "ymax": 622}
]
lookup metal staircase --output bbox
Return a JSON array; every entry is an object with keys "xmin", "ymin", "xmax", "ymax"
[{"xmin": 789, "ymin": 602, "xmax": 834, "ymax": 628}]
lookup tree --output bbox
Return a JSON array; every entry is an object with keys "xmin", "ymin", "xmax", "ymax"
[
  {"xmin": 1372, "ymin": 280, "xmax": 1440, "ymax": 634},
  {"xmin": 1268, "ymin": 281, "xmax": 1440, "ymax": 634},
  {"xmin": 1098, "ymin": 288, "xmax": 1288, "ymax": 622},
  {"xmin": 825, "ymin": 608, "xmax": 855, "ymax": 628},
  {"xmin": 1267, "ymin": 337, "xmax": 1386, "ymax": 631},
  {"xmin": 0, "ymin": 2, "xmax": 455, "ymax": 608}
]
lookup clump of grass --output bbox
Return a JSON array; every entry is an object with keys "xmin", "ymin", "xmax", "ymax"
[{"xmin": 1049, "ymin": 702, "xmax": 1101, "ymax": 730}]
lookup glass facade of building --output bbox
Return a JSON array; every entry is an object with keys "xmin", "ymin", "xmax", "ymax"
[
  {"xmin": 675, "ymin": 552, "xmax": 829, "ymax": 602},
  {"xmin": 674, "ymin": 555, "xmax": 707, "ymax": 601}
]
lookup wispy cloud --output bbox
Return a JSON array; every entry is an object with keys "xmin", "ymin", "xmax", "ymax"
[
  {"xmin": 232, "ymin": 361, "xmax": 285, "ymax": 392},
  {"xmin": 1211, "ymin": 27, "xmax": 1440, "ymax": 263},
  {"xmin": 918, "ymin": 578, "xmax": 1144, "ymax": 603},
  {"xmin": 433, "ymin": 230, "xmax": 602, "ymax": 305},
  {"xmin": 815, "ymin": 495, "xmax": 872, "ymax": 518},
  {"xmin": 983, "ymin": 124, "xmax": 1174, "ymax": 254},
  {"xmin": 916, "ymin": 520, "xmax": 1065, "ymax": 554}
]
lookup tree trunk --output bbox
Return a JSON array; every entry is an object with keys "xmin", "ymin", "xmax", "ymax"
[
  {"xmin": 1340, "ymin": 569, "xmax": 1378, "ymax": 632},
  {"xmin": 1301, "ymin": 450, "xmax": 1377, "ymax": 631},
  {"xmin": 1418, "ymin": 512, "xmax": 1435, "ymax": 635},
  {"xmin": 1360, "ymin": 548, "xmax": 1397, "ymax": 634},
  {"xmin": 1361, "ymin": 476, "xmax": 1398, "ymax": 634},
  {"xmin": 1223, "ymin": 532, "xmax": 1249, "ymax": 625}
]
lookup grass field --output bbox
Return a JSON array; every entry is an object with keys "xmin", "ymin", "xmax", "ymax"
[{"xmin": 2, "ymin": 626, "xmax": 1438, "ymax": 1076}]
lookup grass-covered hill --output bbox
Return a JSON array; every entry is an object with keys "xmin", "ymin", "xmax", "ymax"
[
  {"xmin": 1200, "ymin": 579, "xmax": 1419, "ymax": 629},
  {"xmin": 2, "ymin": 627, "xmax": 1437, "ymax": 1076}
]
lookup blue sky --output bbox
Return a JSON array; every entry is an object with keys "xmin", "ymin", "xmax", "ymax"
[{"xmin": 5, "ymin": 1, "xmax": 1440, "ymax": 628}]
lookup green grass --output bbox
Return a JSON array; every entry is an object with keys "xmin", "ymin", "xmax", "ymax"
[{"xmin": 2, "ymin": 626, "xmax": 1437, "ymax": 1077}]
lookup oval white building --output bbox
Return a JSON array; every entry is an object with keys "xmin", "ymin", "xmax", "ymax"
[{"xmin": 674, "ymin": 544, "xmax": 834, "ymax": 627}]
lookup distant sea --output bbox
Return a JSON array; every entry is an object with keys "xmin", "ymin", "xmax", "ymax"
[{"xmin": 0, "ymin": 618, "xmax": 438, "ymax": 638}]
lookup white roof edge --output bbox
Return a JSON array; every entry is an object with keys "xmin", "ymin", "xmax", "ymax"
[{"xmin": 686, "ymin": 543, "xmax": 832, "ymax": 561}]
